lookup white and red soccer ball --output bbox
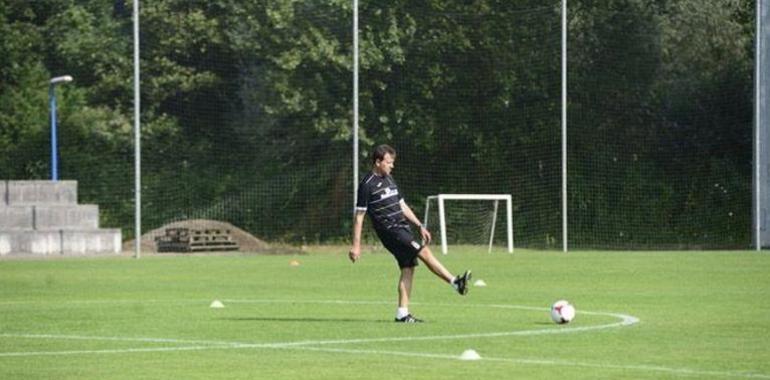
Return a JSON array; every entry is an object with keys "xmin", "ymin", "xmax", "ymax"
[{"xmin": 550, "ymin": 300, "xmax": 576, "ymax": 324}]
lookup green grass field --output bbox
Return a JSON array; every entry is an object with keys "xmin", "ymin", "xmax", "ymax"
[{"xmin": 1, "ymin": 248, "xmax": 768, "ymax": 379}]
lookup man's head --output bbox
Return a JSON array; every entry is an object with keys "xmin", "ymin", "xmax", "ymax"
[{"xmin": 372, "ymin": 144, "xmax": 396, "ymax": 176}]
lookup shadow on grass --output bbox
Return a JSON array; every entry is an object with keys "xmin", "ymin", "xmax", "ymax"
[{"xmin": 220, "ymin": 317, "xmax": 392, "ymax": 323}]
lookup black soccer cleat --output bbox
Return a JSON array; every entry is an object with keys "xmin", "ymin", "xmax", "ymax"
[
  {"xmin": 394, "ymin": 314, "xmax": 424, "ymax": 323},
  {"xmin": 454, "ymin": 270, "xmax": 472, "ymax": 295}
]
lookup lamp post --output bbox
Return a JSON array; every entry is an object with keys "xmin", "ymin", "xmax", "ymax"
[{"xmin": 49, "ymin": 75, "xmax": 73, "ymax": 181}]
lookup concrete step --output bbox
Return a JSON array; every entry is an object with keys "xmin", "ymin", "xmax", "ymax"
[
  {"xmin": 5, "ymin": 180, "xmax": 78, "ymax": 205},
  {"xmin": 34, "ymin": 205, "xmax": 100, "ymax": 230},
  {"xmin": 0, "ymin": 230, "xmax": 59, "ymax": 255},
  {"xmin": 0, "ymin": 205, "xmax": 100, "ymax": 230},
  {"xmin": 0, "ymin": 229, "xmax": 122, "ymax": 256},
  {"xmin": 0, "ymin": 180, "xmax": 120, "ymax": 256},
  {"xmin": 0, "ymin": 206, "xmax": 34, "ymax": 230},
  {"xmin": 61, "ymin": 229, "xmax": 122, "ymax": 255}
]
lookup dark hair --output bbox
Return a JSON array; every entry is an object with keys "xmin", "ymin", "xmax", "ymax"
[{"xmin": 372, "ymin": 144, "xmax": 396, "ymax": 164}]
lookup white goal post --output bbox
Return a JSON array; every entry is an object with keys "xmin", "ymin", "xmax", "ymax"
[{"xmin": 423, "ymin": 194, "xmax": 513, "ymax": 255}]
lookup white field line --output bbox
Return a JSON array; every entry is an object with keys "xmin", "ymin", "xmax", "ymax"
[
  {"xmin": 0, "ymin": 310, "xmax": 631, "ymax": 354},
  {"xmin": 249, "ymin": 312, "xmax": 636, "ymax": 348},
  {"xmin": 0, "ymin": 299, "xmax": 200, "ymax": 306},
  {"xmin": 3, "ymin": 334, "xmax": 767, "ymax": 379},
  {"xmin": 284, "ymin": 346, "xmax": 770, "ymax": 380},
  {"xmin": 0, "ymin": 346, "xmax": 217, "ymax": 357},
  {"xmin": 219, "ymin": 298, "xmax": 640, "ymax": 346},
  {"xmin": 0, "ymin": 333, "xmax": 235, "ymax": 346},
  {"xmin": 0, "ymin": 300, "xmax": 635, "ymax": 357},
  {"xmin": 0, "ymin": 300, "xmax": 637, "ymax": 350},
  {"xmin": 1, "ymin": 299, "xmax": 767, "ymax": 378}
]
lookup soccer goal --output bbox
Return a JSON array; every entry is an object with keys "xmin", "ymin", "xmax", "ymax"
[{"xmin": 423, "ymin": 194, "xmax": 513, "ymax": 254}]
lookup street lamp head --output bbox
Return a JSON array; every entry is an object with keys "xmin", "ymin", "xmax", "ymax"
[
  {"xmin": 48, "ymin": 75, "xmax": 73, "ymax": 182},
  {"xmin": 50, "ymin": 75, "xmax": 73, "ymax": 85}
]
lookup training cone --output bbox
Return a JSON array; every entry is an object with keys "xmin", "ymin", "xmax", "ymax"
[
  {"xmin": 473, "ymin": 279, "xmax": 487, "ymax": 287},
  {"xmin": 459, "ymin": 349, "xmax": 482, "ymax": 361},
  {"xmin": 289, "ymin": 259, "xmax": 301, "ymax": 267},
  {"xmin": 210, "ymin": 300, "xmax": 225, "ymax": 309}
]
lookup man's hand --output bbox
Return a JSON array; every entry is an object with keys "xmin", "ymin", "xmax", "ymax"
[
  {"xmin": 348, "ymin": 246, "xmax": 361, "ymax": 263},
  {"xmin": 420, "ymin": 226, "xmax": 432, "ymax": 245}
]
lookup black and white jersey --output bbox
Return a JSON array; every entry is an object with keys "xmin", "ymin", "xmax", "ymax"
[{"xmin": 355, "ymin": 171, "xmax": 408, "ymax": 231}]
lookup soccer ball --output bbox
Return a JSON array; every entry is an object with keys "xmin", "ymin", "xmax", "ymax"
[{"xmin": 550, "ymin": 300, "xmax": 576, "ymax": 324}]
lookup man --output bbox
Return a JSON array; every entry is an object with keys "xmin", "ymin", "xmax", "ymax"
[{"xmin": 349, "ymin": 144, "xmax": 471, "ymax": 323}]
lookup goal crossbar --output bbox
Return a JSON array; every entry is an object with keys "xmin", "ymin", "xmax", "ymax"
[{"xmin": 423, "ymin": 194, "xmax": 513, "ymax": 254}]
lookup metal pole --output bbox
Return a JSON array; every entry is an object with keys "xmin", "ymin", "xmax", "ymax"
[
  {"xmin": 134, "ymin": 0, "xmax": 141, "ymax": 259},
  {"xmin": 50, "ymin": 86, "xmax": 58, "ymax": 181},
  {"xmin": 438, "ymin": 195, "xmax": 448, "ymax": 255},
  {"xmin": 423, "ymin": 196, "xmax": 434, "ymax": 229},
  {"xmin": 48, "ymin": 75, "xmax": 73, "ymax": 181},
  {"xmin": 488, "ymin": 200, "xmax": 499, "ymax": 253},
  {"xmin": 506, "ymin": 196, "xmax": 514, "ymax": 253},
  {"xmin": 756, "ymin": 0, "xmax": 764, "ymax": 251},
  {"xmin": 561, "ymin": 0, "xmax": 568, "ymax": 252},
  {"xmin": 352, "ymin": 0, "xmax": 360, "ymax": 211}
]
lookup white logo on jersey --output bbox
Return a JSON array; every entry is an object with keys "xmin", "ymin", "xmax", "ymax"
[
  {"xmin": 377, "ymin": 182, "xmax": 383, "ymax": 188},
  {"xmin": 411, "ymin": 241, "xmax": 421, "ymax": 250},
  {"xmin": 380, "ymin": 187, "xmax": 399, "ymax": 200}
]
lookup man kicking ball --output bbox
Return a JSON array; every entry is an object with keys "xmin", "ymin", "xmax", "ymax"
[{"xmin": 348, "ymin": 144, "xmax": 472, "ymax": 323}]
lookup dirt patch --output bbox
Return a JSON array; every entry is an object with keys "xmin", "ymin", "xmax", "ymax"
[{"xmin": 122, "ymin": 219, "xmax": 270, "ymax": 253}]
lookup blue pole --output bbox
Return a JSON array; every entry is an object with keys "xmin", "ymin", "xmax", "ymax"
[{"xmin": 49, "ymin": 85, "xmax": 58, "ymax": 181}]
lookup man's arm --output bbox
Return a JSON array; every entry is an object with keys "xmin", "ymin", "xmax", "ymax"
[
  {"xmin": 348, "ymin": 211, "xmax": 366, "ymax": 263},
  {"xmin": 399, "ymin": 199, "xmax": 432, "ymax": 244}
]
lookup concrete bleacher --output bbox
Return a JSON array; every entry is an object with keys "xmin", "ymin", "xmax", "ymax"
[{"xmin": 0, "ymin": 180, "xmax": 122, "ymax": 256}]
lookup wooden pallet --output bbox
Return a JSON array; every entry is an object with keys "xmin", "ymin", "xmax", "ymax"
[{"xmin": 155, "ymin": 227, "xmax": 240, "ymax": 252}]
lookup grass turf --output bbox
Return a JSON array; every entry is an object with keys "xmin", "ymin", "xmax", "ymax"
[{"xmin": 0, "ymin": 247, "xmax": 768, "ymax": 379}]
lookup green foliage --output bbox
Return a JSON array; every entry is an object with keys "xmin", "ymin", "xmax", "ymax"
[
  {"xmin": 568, "ymin": 0, "xmax": 752, "ymax": 247},
  {"xmin": 0, "ymin": 0, "xmax": 756, "ymax": 247}
]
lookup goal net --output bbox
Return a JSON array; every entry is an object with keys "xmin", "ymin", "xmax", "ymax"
[{"xmin": 423, "ymin": 194, "xmax": 513, "ymax": 254}]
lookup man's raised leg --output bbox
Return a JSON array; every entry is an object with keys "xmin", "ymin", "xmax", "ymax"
[
  {"xmin": 417, "ymin": 246, "xmax": 454, "ymax": 283},
  {"xmin": 417, "ymin": 247, "xmax": 471, "ymax": 295}
]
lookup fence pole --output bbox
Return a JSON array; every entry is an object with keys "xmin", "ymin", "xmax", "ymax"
[
  {"xmin": 561, "ymin": 0, "xmax": 568, "ymax": 252},
  {"xmin": 133, "ymin": 0, "xmax": 141, "ymax": 259},
  {"xmin": 352, "ymin": 0, "xmax": 359, "ymax": 213},
  {"xmin": 756, "ymin": 0, "xmax": 768, "ymax": 251}
]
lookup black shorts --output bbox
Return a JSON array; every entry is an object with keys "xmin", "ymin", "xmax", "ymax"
[{"xmin": 376, "ymin": 226, "xmax": 424, "ymax": 269}]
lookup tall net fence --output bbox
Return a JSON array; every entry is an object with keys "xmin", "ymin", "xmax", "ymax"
[
  {"xmin": 0, "ymin": 1, "xmax": 755, "ymax": 250},
  {"xmin": 139, "ymin": 2, "xmax": 353, "ymax": 245},
  {"xmin": 568, "ymin": 2, "xmax": 753, "ymax": 249},
  {"xmin": 358, "ymin": 2, "xmax": 562, "ymax": 248}
]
